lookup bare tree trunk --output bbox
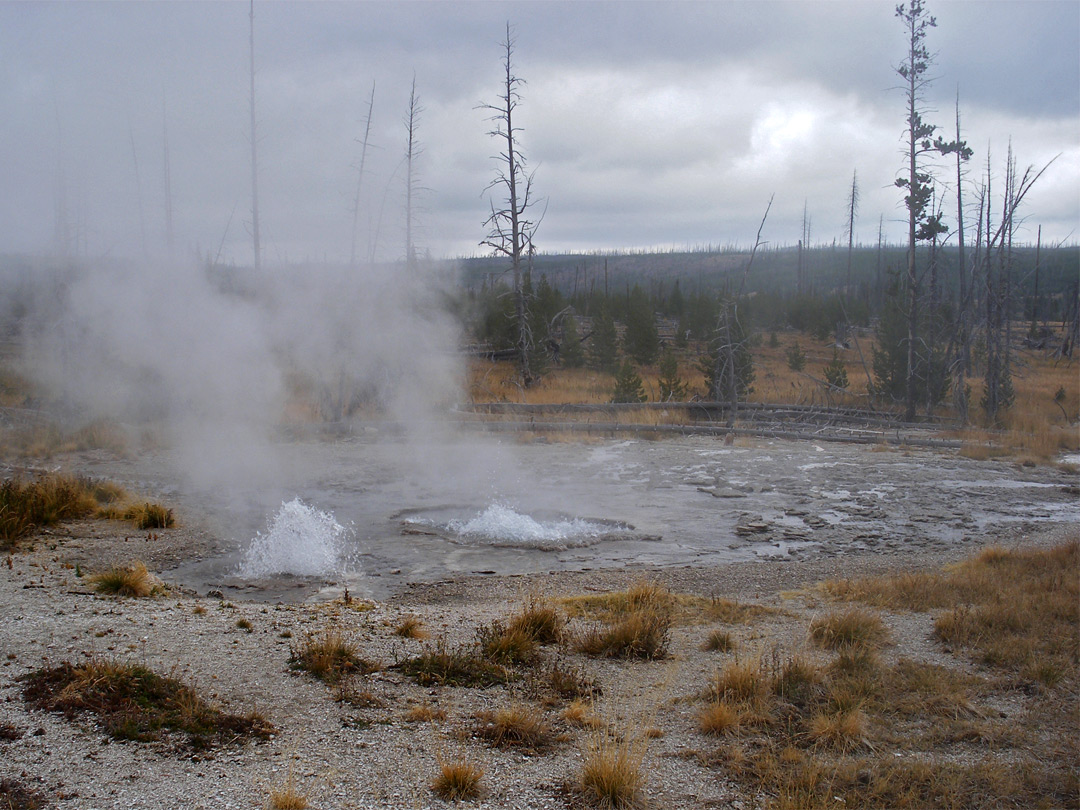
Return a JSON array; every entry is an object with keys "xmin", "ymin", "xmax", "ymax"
[
  {"xmin": 846, "ymin": 169, "xmax": 858, "ymax": 297},
  {"xmin": 481, "ymin": 22, "xmax": 540, "ymax": 386},
  {"xmin": 954, "ymin": 92, "xmax": 968, "ymax": 368},
  {"xmin": 404, "ymin": 75, "xmax": 421, "ymax": 270},
  {"xmin": 350, "ymin": 82, "xmax": 375, "ymax": 268}
]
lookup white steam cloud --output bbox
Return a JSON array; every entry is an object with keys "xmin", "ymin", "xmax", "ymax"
[{"xmin": 21, "ymin": 257, "xmax": 462, "ymax": 503}]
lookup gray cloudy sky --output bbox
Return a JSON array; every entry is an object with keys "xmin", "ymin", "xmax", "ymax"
[{"xmin": 3, "ymin": 0, "xmax": 1077, "ymax": 264}]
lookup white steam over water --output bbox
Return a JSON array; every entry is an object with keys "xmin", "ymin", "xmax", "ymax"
[
  {"xmin": 238, "ymin": 498, "xmax": 354, "ymax": 578},
  {"xmin": 442, "ymin": 503, "xmax": 623, "ymax": 550}
]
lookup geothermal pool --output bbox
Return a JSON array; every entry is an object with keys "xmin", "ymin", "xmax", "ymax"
[{"xmin": 154, "ymin": 433, "xmax": 1078, "ymax": 601}]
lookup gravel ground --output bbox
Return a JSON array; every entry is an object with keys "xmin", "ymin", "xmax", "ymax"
[{"xmin": 1, "ymin": 508, "xmax": 1075, "ymax": 809}]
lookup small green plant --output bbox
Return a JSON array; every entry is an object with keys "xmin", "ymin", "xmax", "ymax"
[
  {"xmin": 612, "ymin": 360, "xmax": 647, "ymax": 403},
  {"xmin": 657, "ymin": 348, "xmax": 688, "ymax": 402},
  {"xmin": 768, "ymin": 331, "xmax": 780, "ymax": 348},
  {"xmin": 823, "ymin": 348, "xmax": 849, "ymax": 390},
  {"xmin": 236, "ymin": 618, "xmax": 253, "ymax": 633},
  {"xmin": 785, "ymin": 341, "xmax": 807, "ymax": 372}
]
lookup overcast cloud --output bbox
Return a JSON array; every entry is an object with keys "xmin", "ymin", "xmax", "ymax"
[{"xmin": 2, "ymin": 0, "xmax": 1077, "ymax": 264}]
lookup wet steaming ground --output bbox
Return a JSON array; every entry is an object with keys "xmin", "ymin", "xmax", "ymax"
[{"xmin": 148, "ymin": 433, "xmax": 1080, "ymax": 601}]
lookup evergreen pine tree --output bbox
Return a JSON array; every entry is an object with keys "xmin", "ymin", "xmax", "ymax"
[
  {"xmin": 657, "ymin": 348, "xmax": 687, "ymax": 401},
  {"xmin": 823, "ymin": 349, "xmax": 849, "ymax": 390},
  {"xmin": 612, "ymin": 360, "xmax": 647, "ymax": 403},
  {"xmin": 561, "ymin": 316, "xmax": 585, "ymax": 368},
  {"xmin": 623, "ymin": 285, "xmax": 660, "ymax": 365},
  {"xmin": 588, "ymin": 308, "xmax": 619, "ymax": 373}
]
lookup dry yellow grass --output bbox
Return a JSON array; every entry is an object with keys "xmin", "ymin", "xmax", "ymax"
[
  {"xmin": 560, "ymin": 581, "xmax": 773, "ymax": 627},
  {"xmin": 563, "ymin": 699, "xmax": 605, "ymax": 730},
  {"xmin": 466, "ymin": 324, "xmax": 1078, "ymax": 462},
  {"xmin": 822, "ymin": 541, "xmax": 1079, "ymax": 677},
  {"xmin": 432, "ymin": 756, "xmax": 483, "ymax": 802},
  {"xmin": 474, "ymin": 703, "xmax": 555, "ymax": 751},
  {"xmin": 89, "ymin": 560, "xmax": 161, "ymax": 598},
  {"xmin": 699, "ymin": 700, "xmax": 742, "ymax": 735},
  {"xmin": 393, "ymin": 614, "xmax": 428, "ymax": 639},
  {"xmin": 579, "ymin": 727, "xmax": 648, "ymax": 809},
  {"xmin": 268, "ymin": 778, "xmax": 308, "ymax": 810},
  {"xmin": 404, "ymin": 703, "xmax": 446, "ymax": 723},
  {"xmin": 809, "ymin": 608, "xmax": 889, "ymax": 650}
]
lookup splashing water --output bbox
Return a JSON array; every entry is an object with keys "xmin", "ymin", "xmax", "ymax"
[
  {"xmin": 238, "ymin": 498, "xmax": 354, "ymax": 578},
  {"xmin": 443, "ymin": 503, "xmax": 625, "ymax": 550}
]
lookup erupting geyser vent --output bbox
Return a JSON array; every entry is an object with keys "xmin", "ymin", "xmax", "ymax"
[
  {"xmin": 404, "ymin": 503, "xmax": 638, "ymax": 551},
  {"xmin": 237, "ymin": 498, "xmax": 354, "ymax": 578}
]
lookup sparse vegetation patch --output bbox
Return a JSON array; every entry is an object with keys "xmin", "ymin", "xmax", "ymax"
[
  {"xmin": 290, "ymin": 629, "xmax": 378, "ymax": 685},
  {"xmin": 20, "ymin": 660, "xmax": 273, "ymax": 750},
  {"xmin": 396, "ymin": 639, "xmax": 513, "ymax": 688}
]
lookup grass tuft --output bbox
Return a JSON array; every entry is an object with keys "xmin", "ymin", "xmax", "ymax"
[
  {"xmin": 432, "ymin": 756, "xmax": 483, "ymax": 802},
  {"xmin": 699, "ymin": 700, "xmax": 742, "ymax": 736},
  {"xmin": 579, "ymin": 728, "xmax": 648, "ymax": 809},
  {"xmin": 476, "ymin": 619, "xmax": 538, "ymax": 666},
  {"xmin": 122, "ymin": 501, "xmax": 175, "ymax": 530},
  {"xmin": 393, "ymin": 614, "xmax": 427, "ymax": 639},
  {"xmin": 404, "ymin": 703, "xmax": 446, "ymax": 723},
  {"xmin": 576, "ymin": 609, "xmax": 671, "ymax": 660},
  {"xmin": 507, "ymin": 594, "xmax": 565, "ymax": 644},
  {"xmin": 268, "ymin": 775, "xmax": 309, "ymax": 810},
  {"xmin": 549, "ymin": 663, "xmax": 601, "ymax": 701},
  {"xmin": 825, "ymin": 541, "xmax": 1078, "ymax": 681},
  {"xmin": 289, "ymin": 629, "xmax": 377, "ymax": 685},
  {"xmin": 702, "ymin": 629, "xmax": 735, "ymax": 653},
  {"xmin": 808, "ymin": 708, "xmax": 867, "ymax": 752},
  {"xmin": 90, "ymin": 560, "xmax": 161, "ymax": 598},
  {"xmin": 563, "ymin": 699, "xmax": 605, "ymax": 730},
  {"xmin": 0, "ymin": 473, "xmax": 100, "ymax": 547},
  {"xmin": 396, "ymin": 639, "xmax": 513, "ymax": 688},
  {"xmin": 810, "ymin": 607, "xmax": 888, "ymax": 650},
  {"xmin": 474, "ymin": 703, "xmax": 555, "ymax": 752},
  {"xmin": 0, "ymin": 778, "xmax": 47, "ymax": 810},
  {"xmin": 707, "ymin": 658, "xmax": 767, "ymax": 704}
]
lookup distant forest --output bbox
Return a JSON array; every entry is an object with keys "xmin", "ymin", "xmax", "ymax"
[{"xmin": 457, "ymin": 242, "xmax": 1079, "ymax": 335}]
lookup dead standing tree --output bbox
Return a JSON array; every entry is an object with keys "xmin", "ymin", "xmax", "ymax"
[
  {"xmin": 404, "ymin": 75, "xmax": 423, "ymax": 270},
  {"xmin": 349, "ymin": 82, "xmax": 375, "ymax": 268},
  {"xmin": 894, "ymin": 0, "xmax": 970, "ymax": 421},
  {"xmin": 480, "ymin": 23, "xmax": 541, "ymax": 387},
  {"xmin": 709, "ymin": 195, "xmax": 772, "ymax": 426},
  {"xmin": 978, "ymin": 145, "xmax": 1056, "ymax": 424}
]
